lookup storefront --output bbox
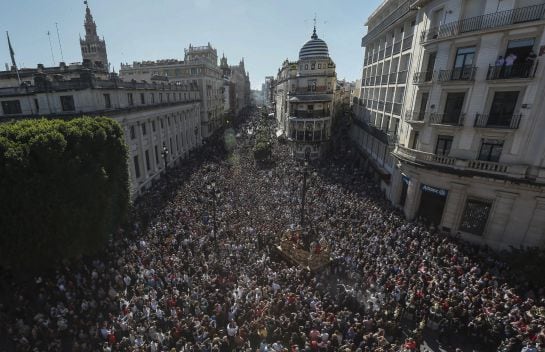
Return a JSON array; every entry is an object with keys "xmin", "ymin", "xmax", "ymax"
[{"xmin": 417, "ymin": 184, "xmax": 448, "ymax": 226}]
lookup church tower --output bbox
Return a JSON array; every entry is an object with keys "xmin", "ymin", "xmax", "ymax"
[{"xmin": 80, "ymin": 1, "xmax": 108, "ymax": 71}]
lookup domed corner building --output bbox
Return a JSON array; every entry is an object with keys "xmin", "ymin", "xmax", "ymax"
[{"xmin": 272, "ymin": 26, "xmax": 337, "ymax": 160}]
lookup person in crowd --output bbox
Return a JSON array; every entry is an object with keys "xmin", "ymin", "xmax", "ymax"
[{"xmin": 1, "ymin": 116, "xmax": 544, "ymax": 352}]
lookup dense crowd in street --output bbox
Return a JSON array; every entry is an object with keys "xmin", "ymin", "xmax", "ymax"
[{"xmin": 1, "ymin": 117, "xmax": 545, "ymax": 352}]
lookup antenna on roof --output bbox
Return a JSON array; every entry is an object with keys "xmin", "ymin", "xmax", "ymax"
[
  {"xmin": 55, "ymin": 22, "xmax": 64, "ymax": 62},
  {"xmin": 47, "ymin": 30, "xmax": 56, "ymax": 66}
]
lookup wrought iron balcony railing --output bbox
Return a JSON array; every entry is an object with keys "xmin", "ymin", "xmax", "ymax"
[
  {"xmin": 413, "ymin": 71, "xmax": 435, "ymax": 84},
  {"xmin": 437, "ymin": 67, "xmax": 477, "ymax": 82},
  {"xmin": 486, "ymin": 62, "xmax": 538, "ymax": 80},
  {"xmin": 405, "ymin": 110, "xmax": 427, "ymax": 122},
  {"xmin": 430, "ymin": 112, "xmax": 465, "ymax": 126},
  {"xmin": 474, "ymin": 113, "xmax": 522, "ymax": 129},
  {"xmin": 421, "ymin": 4, "xmax": 545, "ymax": 43}
]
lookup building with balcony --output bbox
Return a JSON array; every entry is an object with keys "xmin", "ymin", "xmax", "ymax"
[
  {"xmin": 356, "ymin": 0, "xmax": 545, "ymax": 249},
  {"xmin": 0, "ymin": 3, "xmax": 202, "ymax": 199},
  {"xmin": 273, "ymin": 26, "xmax": 337, "ymax": 160},
  {"xmin": 119, "ymin": 43, "xmax": 228, "ymax": 138}
]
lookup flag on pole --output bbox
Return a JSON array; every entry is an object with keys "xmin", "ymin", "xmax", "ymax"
[{"xmin": 6, "ymin": 31, "xmax": 16, "ymax": 69}]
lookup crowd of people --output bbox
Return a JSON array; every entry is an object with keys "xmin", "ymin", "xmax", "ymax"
[{"xmin": 1, "ymin": 117, "xmax": 545, "ymax": 352}]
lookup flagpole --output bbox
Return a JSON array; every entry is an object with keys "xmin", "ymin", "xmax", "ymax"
[
  {"xmin": 47, "ymin": 31, "xmax": 55, "ymax": 66},
  {"xmin": 6, "ymin": 31, "xmax": 21, "ymax": 85},
  {"xmin": 55, "ymin": 23, "xmax": 64, "ymax": 62}
]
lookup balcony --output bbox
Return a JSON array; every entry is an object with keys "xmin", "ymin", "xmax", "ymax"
[
  {"xmin": 437, "ymin": 67, "xmax": 477, "ymax": 82},
  {"xmin": 474, "ymin": 113, "xmax": 522, "ymax": 129},
  {"xmin": 421, "ymin": 4, "xmax": 545, "ymax": 44},
  {"xmin": 430, "ymin": 112, "xmax": 465, "ymax": 126},
  {"xmin": 397, "ymin": 70, "xmax": 408, "ymax": 84},
  {"xmin": 405, "ymin": 110, "xmax": 427, "ymax": 123},
  {"xmin": 394, "ymin": 145, "xmax": 529, "ymax": 179},
  {"xmin": 413, "ymin": 71, "xmax": 434, "ymax": 84},
  {"xmin": 393, "ymin": 41, "xmax": 402, "ymax": 55},
  {"xmin": 290, "ymin": 110, "xmax": 330, "ymax": 119},
  {"xmin": 402, "ymin": 34, "xmax": 413, "ymax": 51},
  {"xmin": 289, "ymin": 86, "xmax": 333, "ymax": 95},
  {"xmin": 486, "ymin": 62, "xmax": 538, "ymax": 80}
]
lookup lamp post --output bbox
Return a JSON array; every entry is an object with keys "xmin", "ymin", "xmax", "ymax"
[
  {"xmin": 207, "ymin": 181, "xmax": 222, "ymax": 249},
  {"xmin": 161, "ymin": 143, "xmax": 169, "ymax": 174}
]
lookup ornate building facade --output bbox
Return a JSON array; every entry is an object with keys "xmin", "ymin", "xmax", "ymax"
[
  {"xmin": 80, "ymin": 2, "xmax": 108, "ymax": 71},
  {"xmin": 273, "ymin": 27, "xmax": 337, "ymax": 160},
  {"xmin": 119, "ymin": 44, "xmax": 225, "ymax": 138},
  {"xmin": 353, "ymin": 0, "xmax": 545, "ymax": 248},
  {"xmin": 0, "ymin": 4, "xmax": 202, "ymax": 198}
]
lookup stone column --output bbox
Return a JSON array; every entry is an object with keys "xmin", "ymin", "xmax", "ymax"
[
  {"xmin": 441, "ymin": 182, "xmax": 468, "ymax": 231},
  {"xmin": 404, "ymin": 175, "xmax": 421, "ymax": 220},
  {"xmin": 521, "ymin": 197, "xmax": 545, "ymax": 247},
  {"xmin": 487, "ymin": 191, "xmax": 518, "ymax": 245}
]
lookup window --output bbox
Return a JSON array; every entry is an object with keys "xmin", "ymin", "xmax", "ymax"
[
  {"xmin": 478, "ymin": 139, "xmax": 503, "ymax": 162},
  {"xmin": 133, "ymin": 155, "xmax": 141, "ymax": 178},
  {"xmin": 154, "ymin": 145, "xmax": 159, "ymax": 165},
  {"xmin": 488, "ymin": 91, "xmax": 519, "ymax": 127},
  {"xmin": 435, "ymin": 135, "xmax": 453, "ymax": 155},
  {"xmin": 104, "ymin": 94, "xmax": 111, "ymax": 108},
  {"xmin": 145, "ymin": 150, "xmax": 151, "ymax": 171},
  {"xmin": 308, "ymin": 80, "xmax": 317, "ymax": 92},
  {"xmin": 459, "ymin": 199, "xmax": 492, "ymax": 236},
  {"xmin": 453, "ymin": 47, "xmax": 476, "ymax": 79},
  {"xmin": 1, "ymin": 100, "xmax": 22, "ymax": 114},
  {"xmin": 127, "ymin": 93, "xmax": 134, "ymax": 106},
  {"xmin": 411, "ymin": 131, "xmax": 419, "ymax": 149},
  {"xmin": 318, "ymin": 63, "xmax": 322, "ymax": 69},
  {"xmin": 150, "ymin": 93, "xmax": 155, "ymax": 104},
  {"xmin": 141, "ymin": 123, "xmax": 147, "ymax": 136},
  {"xmin": 60, "ymin": 95, "xmax": 75, "ymax": 112},
  {"xmin": 443, "ymin": 92, "xmax": 465, "ymax": 123},
  {"xmin": 168, "ymin": 117, "xmax": 171, "ymax": 126},
  {"xmin": 305, "ymin": 64, "xmax": 308, "ymax": 70},
  {"xmin": 311, "ymin": 63, "xmax": 315, "ymax": 70},
  {"xmin": 34, "ymin": 99, "xmax": 39, "ymax": 112},
  {"xmin": 130, "ymin": 126, "xmax": 136, "ymax": 140},
  {"xmin": 152, "ymin": 120, "xmax": 156, "ymax": 132},
  {"xmin": 160, "ymin": 119, "xmax": 164, "ymax": 129},
  {"xmin": 159, "ymin": 93, "xmax": 163, "ymax": 102},
  {"xmin": 140, "ymin": 93, "xmax": 145, "ymax": 104},
  {"xmin": 505, "ymin": 38, "xmax": 535, "ymax": 66}
]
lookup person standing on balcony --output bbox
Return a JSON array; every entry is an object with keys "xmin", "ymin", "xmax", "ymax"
[
  {"xmin": 504, "ymin": 53, "xmax": 517, "ymax": 77},
  {"xmin": 525, "ymin": 50, "xmax": 537, "ymax": 77},
  {"xmin": 495, "ymin": 56, "xmax": 505, "ymax": 79}
]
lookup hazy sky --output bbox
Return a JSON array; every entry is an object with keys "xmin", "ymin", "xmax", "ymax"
[{"xmin": 0, "ymin": 0, "xmax": 382, "ymax": 89}]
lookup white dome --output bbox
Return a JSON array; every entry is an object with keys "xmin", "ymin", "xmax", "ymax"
[{"xmin": 299, "ymin": 28, "xmax": 329, "ymax": 60}]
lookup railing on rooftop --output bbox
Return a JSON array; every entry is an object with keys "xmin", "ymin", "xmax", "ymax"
[{"xmin": 421, "ymin": 4, "xmax": 545, "ymax": 43}]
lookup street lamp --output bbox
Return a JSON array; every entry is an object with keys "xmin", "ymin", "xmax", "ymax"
[
  {"xmin": 207, "ymin": 181, "xmax": 222, "ymax": 248},
  {"xmin": 161, "ymin": 143, "xmax": 169, "ymax": 174}
]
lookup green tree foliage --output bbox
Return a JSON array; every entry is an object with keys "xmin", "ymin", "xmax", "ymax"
[{"xmin": 0, "ymin": 117, "xmax": 129, "ymax": 270}]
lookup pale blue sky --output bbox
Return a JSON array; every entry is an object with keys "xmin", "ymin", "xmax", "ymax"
[{"xmin": 0, "ymin": 0, "xmax": 382, "ymax": 89}]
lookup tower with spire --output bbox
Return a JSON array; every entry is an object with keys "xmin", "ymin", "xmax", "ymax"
[{"xmin": 80, "ymin": 1, "xmax": 108, "ymax": 71}]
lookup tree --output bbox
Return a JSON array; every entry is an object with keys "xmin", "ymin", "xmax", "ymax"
[{"xmin": 0, "ymin": 117, "xmax": 129, "ymax": 271}]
